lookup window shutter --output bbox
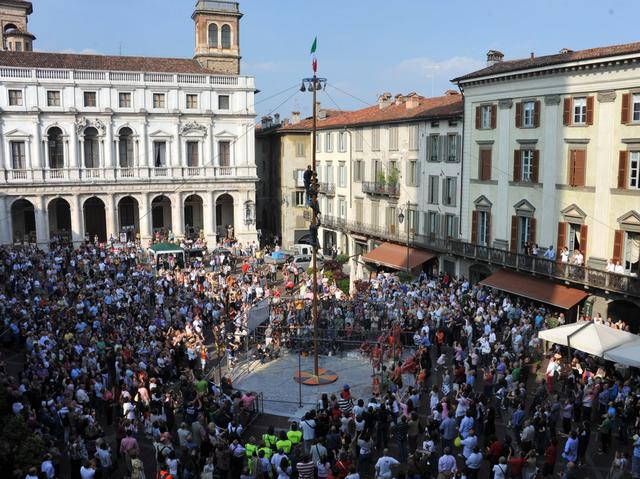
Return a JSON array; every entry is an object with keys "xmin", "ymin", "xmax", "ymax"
[
  {"xmin": 415, "ymin": 161, "xmax": 421, "ymax": 187},
  {"xmin": 515, "ymin": 102, "xmax": 522, "ymax": 128},
  {"xmin": 291, "ymin": 192, "xmax": 297, "ymax": 206},
  {"xmin": 586, "ymin": 96, "xmax": 594, "ymax": 125},
  {"xmin": 441, "ymin": 178, "xmax": 446, "ymax": 204},
  {"xmin": 426, "ymin": 135, "xmax": 432, "ymax": 161},
  {"xmin": 612, "ymin": 229, "xmax": 624, "ymax": 264},
  {"xmin": 442, "ymin": 135, "xmax": 449, "ymax": 162},
  {"xmin": 456, "ymin": 135, "xmax": 462, "ymax": 163},
  {"xmin": 533, "ymin": 100, "xmax": 541, "ymax": 128},
  {"xmin": 618, "ymin": 150, "xmax": 628, "ymax": 189},
  {"xmin": 579, "ymin": 224, "xmax": 588, "ymax": 259},
  {"xmin": 475, "ymin": 106, "xmax": 481, "ymax": 129},
  {"xmin": 434, "ymin": 214, "xmax": 441, "ymax": 238},
  {"xmin": 532, "ymin": 150, "xmax": 540, "ymax": 183},
  {"xmin": 453, "ymin": 216, "xmax": 459, "ymax": 239},
  {"xmin": 563, "ymin": 98, "xmax": 572, "ymax": 126},
  {"xmin": 574, "ymin": 149, "xmax": 586, "ymax": 187},
  {"xmin": 480, "ymin": 149, "xmax": 491, "ymax": 181},
  {"xmin": 513, "ymin": 150, "xmax": 521, "ymax": 182},
  {"xmin": 510, "ymin": 216, "xmax": 518, "ymax": 253},
  {"xmin": 490, "ymin": 105, "xmax": 497, "ymax": 129},
  {"xmin": 486, "ymin": 213, "xmax": 492, "ymax": 245},
  {"xmin": 621, "ymin": 93, "xmax": 630, "ymax": 124},
  {"xmin": 528, "ymin": 217, "xmax": 537, "ymax": 244},
  {"xmin": 471, "ymin": 211, "xmax": 478, "ymax": 244},
  {"xmin": 557, "ymin": 222, "xmax": 567, "ymax": 250}
]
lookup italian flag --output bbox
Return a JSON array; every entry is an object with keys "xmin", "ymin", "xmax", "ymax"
[{"xmin": 310, "ymin": 36, "xmax": 318, "ymax": 73}]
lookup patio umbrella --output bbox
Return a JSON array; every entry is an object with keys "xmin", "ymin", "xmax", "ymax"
[
  {"xmin": 538, "ymin": 321, "xmax": 639, "ymax": 357},
  {"xmin": 603, "ymin": 340, "xmax": 640, "ymax": 367}
]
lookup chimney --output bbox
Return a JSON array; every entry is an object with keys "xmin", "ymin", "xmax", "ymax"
[
  {"xmin": 281, "ymin": 118, "xmax": 290, "ymax": 127},
  {"xmin": 377, "ymin": 92, "xmax": 393, "ymax": 109},
  {"xmin": 444, "ymin": 89, "xmax": 460, "ymax": 96},
  {"xmin": 394, "ymin": 94, "xmax": 404, "ymax": 106},
  {"xmin": 405, "ymin": 92, "xmax": 420, "ymax": 110},
  {"xmin": 559, "ymin": 48, "xmax": 573, "ymax": 54},
  {"xmin": 265, "ymin": 115, "xmax": 273, "ymax": 128},
  {"xmin": 260, "ymin": 116, "xmax": 268, "ymax": 128},
  {"xmin": 530, "ymin": 52, "xmax": 535, "ymax": 59},
  {"xmin": 273, "ymin": 113, "xmax": 280, "ymax": 124},
  {"xmin": 486, "ymin": 50, "xmax": 504, "ymax": 67},
  {"xmin": 315, "ymin": 101, "xmax": 321, "ymax": 117},
  {"xmin": 291, "ymin": 111, "xmax": 300, "ymax": 124}
]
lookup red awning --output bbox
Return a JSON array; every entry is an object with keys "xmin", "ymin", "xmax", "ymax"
[
  {"xmin": 480, "ymin": 269, "xmax": 589, "ymax": 309},
  {"xmin": 362, "ymin": 242, "xmax": 436, "ymax": 271}
]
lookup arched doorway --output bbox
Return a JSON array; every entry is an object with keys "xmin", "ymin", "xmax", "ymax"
[
  {"xmin": 607, "ymin": 300, "xmax": 640, "ymax": 333},
  {"xmin": 48, "ymin": 198, "xmax": 71, "ymax": 243},
  {"xmin": 11, "ymin": 199, "xmax": 36, "ymax": 243},
  {"xmin": 469, "ymin": 263, "xmax": 492, "ymax": 285},
  {"xmin": 118, "ymin": 196, "xmax": 139, "ymax": 241},
  {"xmin": 151, "ymin": 195, "xmax": 172, "ymax": 235},
  {"xmin": 184, "ymin": 194, "xmax": 203, "ymax": 239},
  {"xmin": 216, "ymin": 194, "xmax": 234, "ymax": 240},
  {"xmin": 83, "ymin": 197, "xmax": 106, "ymax": 242}
]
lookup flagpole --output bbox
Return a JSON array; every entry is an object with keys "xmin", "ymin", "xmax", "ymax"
[{"xmin": 311, "ymin": 72, "xmax": 319, "ymax": 378}]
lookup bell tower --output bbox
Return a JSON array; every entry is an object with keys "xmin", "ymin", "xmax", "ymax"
[
  {"xmin": 193, "ymin": 0, "xmax": 242, "ymax": 75},
  {"xmin": 0, "ymin": 0, "xmax": 35, "ymax": 51}
]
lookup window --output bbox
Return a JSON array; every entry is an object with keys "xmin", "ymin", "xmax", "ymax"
[
  {"xmin": 8, "ymin": 89, "xmax": 22, "ymax": 106},
  {"xmin": 633, "ymin": 94, "xmax": 640, "ymax": 122},
  {"xmin": 47, "ymin": 127, "xmax": 64, "ymax": 169},
  {"xmin": 409, "ymin": 124, "xmax": 419, "ymax": 150},
  {"xmin": 10, "ymin": 141, "xmax": 25, "ymax": 169},
  {"xmin": 568, "ymin": 149, "xmax": 586, "ymax": 187},
  {"xmin": 624, "ymin": 232, "xmax": 640, "ymax": 275},
  {"xmin": 295, "ymin": 142, "xmax": 305, "ymax": 157},
  {"xmin": 294, "ymin": 191, "xmax": 305, "ymax": 207},
  {"xmin": 481, "ymin": 105, "xmax": 493, "ymax": 129},
  {"xmin": 373, "ymin": 160, "xmax": 381, "ymax": 184},
  {"xmin": 186, "ymin": 94, "xmax": 198, "ymax": 109},
  {"xmin": 208, "ymin": 23, "xmax": 218, "ymax": 47},
  {"xmin": 221, "ymin": 24, "xmax": 231, "ymax": 48},
  {"xmin": 445, "ymin": 215, "xmax": 458, "ymax": 238},
  {"xmin": 339, "ymin": 197, "xmax": 346, "ymax": 219},
  {"xmin": 389, "ymin": 126, "xmax": 399, "ymax": 151},
  {"xmin": 118, "ymin": 92, "xmax": 131, "ymax": 108},
  {"xmin": 325, "ymin": 132, "xmax": 333, "ymax": 152},
  {"xmin": 519, "ymin": 216, "xmax": 531, "ymax": 251},
  {"xmin": 295, "ymin": 169, "xmax": 305, "ymax": 187},
  {"xmin": 479, "ymin": 148, "xmax": 492, "ymax": 181},
  {"xmin": 218, "ymin": 95, "xmax": 230, "ymax": 110},
  {"xmin": 187, "ymin": 141, "xmax": 199, "ymax": 167},
  {"xmin": 371, "ymin": 127, "xmax": 380, "ymax": 151},
  {"xmin": 447, "ymin": 134, "xmax": 459, "ymax": 162},
  {"xmin": 371, "ymin": 202, "xmax": 379, "ymax": 227},
  {"xmin": 354, "ymin": 128, "xmax": 363, "ymax": 151},
  {"xmin": 522, "ymin": 101, "xmax": 535, "ymax": 127},
  {"xmin": 355, "ymin": 199, "xmax": 363, "ymax": 223},
  {"xmin": 326, "ymin": 197, "xmax": 333, "ymax": 215},
  {"xmin": 407, "ymin": 160, "xmax": 417, "ymax": 186},
  {"xmin": 573, "ymin": 97, "xmax": 587, "ymax": 124},
  {"xmin": 338, "ymin": 162, "xmax": 346, "ymax": 187},
  {"xmin": 218, "ymin": 141, "xmax": 231, "ymax": 166},
  {"xmin": 442, "ymin": 177, "xmax": 457, "ymax": 206},
  {"xmin": 326, "ymin": 164, "xmax": 333, "ymax": 184},
  {"xmin": 83, "ymin": 127, "xmax": 99, "ymax": 168},
  {"xmin": 153, "ymin": 141, "xmax": 167, "ymax": 167},
  {"xmin": 353, "ymin": 160, "xmax": 364, "ymax": 182},
  {"xmin": 428, "ymin": 212, "xmax": 439, "ymax": 236},
  {"xmin": 478, "ymin": 211, "xmax": 489, "ymax": 246},
  {"xmin": 407, "ymin": 209, "xmax": 417, "ymax": 234},
  {"xmin": 428, "ymin": 135, "xmax": 440, "ymax": 161},
  {"xmin": 630, "ymin": 151, "xmax": 640, "ymax": 189},
  {"xmin": 338, "ymin": 131, "xmax": 347, "ymax": 152},
  {"xmin": 428, "ymin": 175, "xmax": 439, "ymax": 204},
  {"xmin": 47, "ymin": 90, "xmax": 61, "ymax": 107},
  {"xmin": 315, "ymin": 134, "xmax": 321, "ymax": 153},
  {"xmin": 386, "ymin": 206, "xmax": 397, "ymax": 231},
  {"xmin": 14, "ymin": 41, "xmax": 21, "ymax": 51},
  {"xmin": 521, "ymin": 150, "xmax": 534, "ymax": 182},
  {"xmin": 83, "ymin": 91, "xmax": 97, "ymax": 107},
  {"xmin": 568, "ymin": 223, "xmax": 582, "ymax": 253},
  {"xmin": 153, "ymin": 93, "xmax": 166, "ymax": 109},
  {"xmin": 118, "ymin": 127, "xmax": 134, "ymax": 168}
]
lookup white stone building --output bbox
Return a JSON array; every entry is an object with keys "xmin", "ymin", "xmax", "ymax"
[{"xmin": 0, "ymin": 0, "xmax": 258, "ymax": 247}]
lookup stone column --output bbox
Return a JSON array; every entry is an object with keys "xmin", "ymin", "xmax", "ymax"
[
  {"xmin": 34, "ymin": 195, "xmax": 49, "ymax": 248},
  {"xmin": 204, "ymin": 190, "xmax": 216, "ymax": 245},
  {"xmin": 590, "ymin": 91, "xmax": 617, "ymax": 268},
  {"xmin": 140, "ymin": 119, "xmax": 148, "ymax": 168},
  {"xmin": 105, "ymin": 193, "xmax": 117, "ymax": 241},
  {"xmin": 0, "ymin": 195, "xmax": 9, "ymax": 244},
  {"xmin": 173, "ymin": 123, "xmax": 182, "ymax": 168},
  {"xmin": 172, "ymin": 192, "xmax": 184, "ymax": 238},
  {"xmin": 105, "ymin": 119, "xmax": 114, "ymax": 168},
  {"xmin": 71, "ymin": 194, "xmax": 84, "ymax": 245},
  {"xmin": 70, "ymin": 126, "xmax": 79, "ymax": 169},
  {"xmin": 494, "ymin": 99, "xmax": 513, "ymax": 249},
  {"xmin": 541, "ymin": 95, "xmax": 561, "ymax": 248},
  {"xmin": 139, "ymin": 193, "xmax": 152, "ymax": 243},
  {"xmin": 33, "ymin": 117, "xmax": 42, "ymax": 169}
]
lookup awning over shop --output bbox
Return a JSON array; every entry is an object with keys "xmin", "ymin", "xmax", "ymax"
[
  {"xmin": 480, "ymin": 269, "xmax": 589, "ymax": 309},
  {"xmin": 362, "ymin": 242, "xmax": 436, "ymax": 271}
]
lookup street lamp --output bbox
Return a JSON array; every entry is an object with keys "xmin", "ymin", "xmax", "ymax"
[{"xmin": 397, "ymin": 205, "xmax": 410, "ymax": 274}]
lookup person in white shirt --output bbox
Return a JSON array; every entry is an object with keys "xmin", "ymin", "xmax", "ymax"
[
  {"xmin": 25, "ymin": 467, "xmax": 39, "ymax": 479},
  {"xmin": 41, "ymin": 455, "xmax": 55, "ymax": 479},
  {"xmin": 606, "ymin": 259, "xmax": 616, "ymax": 272},
  {"xmin": 614, "ymin": 261, "xmax": 625, "ymax": 274},
  {"xmin": 79, "ymin": 460, "xmax": 96, "ymax": 479},
  {"xmin": 560, "ymin": 247, "xmax": 570, "ymax": 263},
  {"xmin": 374, "ymin": 449, "xmax": 400, "ymax": 479}
]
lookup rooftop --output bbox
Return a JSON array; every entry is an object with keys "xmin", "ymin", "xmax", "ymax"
[
  {"xmin": 0, "ymin": 50, "xmax": 219, "ymax": 74},
  {"xmin": 193, "ymin": 0, "xmax": 240, "ymax": 13},
  {"xmin": 0, "ymin": 0, "xmax": 32, "ymax": 14},
  {"xmin": 454, "ymin": 40, "xmax": 640, "ymax": 83}
]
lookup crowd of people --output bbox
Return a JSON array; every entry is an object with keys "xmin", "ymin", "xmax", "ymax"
[{"xmin": 2, "ymin": 237, "xmax": 640, "ymax": 479}]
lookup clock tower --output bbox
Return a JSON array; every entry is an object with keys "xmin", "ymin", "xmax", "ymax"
[{"xmin": 193, "ymin": 0, "xmax": 242, "ymax": 75}]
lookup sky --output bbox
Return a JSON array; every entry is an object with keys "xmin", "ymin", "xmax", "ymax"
[{"xmin": 29, "ymin": 0, "xmax": 638, "ymax": 120}]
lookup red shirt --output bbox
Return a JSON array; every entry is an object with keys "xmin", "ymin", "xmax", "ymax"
[
  {"xmin": 545, "ymin": 443, "xmax": 557, "ymax": 465},
  {"xmin": 242, "ymin": 263, "xmax": 250, "ymax": 273},
  {"xmin": 508, "ymin": 457, "xmax": 525, "ymax": 475}
]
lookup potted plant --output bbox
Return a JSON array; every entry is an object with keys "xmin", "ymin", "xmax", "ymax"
[
  {"xmin": 375, "ymin": 171, "xmax": 386, "ymax": 192},
  {"xmin": 387, "ymin": 167, "xmax": 400, "ymax": 195}
]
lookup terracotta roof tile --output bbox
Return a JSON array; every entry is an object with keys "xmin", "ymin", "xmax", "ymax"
[
  {"xmin": 277, "ymin": 93, "xmax": 462, "ymax": 131},
  {"xmin": 454, "ymin": 41, "xmax": 640, "ymax": 82},
  {"xmin": 0, "ymin": 50, "xmax": 220, "ymax": 74}
]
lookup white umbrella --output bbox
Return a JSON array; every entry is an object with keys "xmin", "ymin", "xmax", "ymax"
[
  {"xmin": 538, "ymin": 321, "xmax": 640, "ymax": 357},
  {"xmin": 604, "ymin": 340, "xmax": 640, "ymax": 367}
]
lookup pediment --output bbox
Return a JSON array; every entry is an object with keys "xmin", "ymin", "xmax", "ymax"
[
  {"xmin": 5, "ymin": 128, "xmax": 31, "ymax": 138},
  {"xmin": 149, "ymin": 129, "xmax": 173, "ymax": 138},
  {"xmin": 618, "ymin": 210, "xmax": 640, "ymax": 225},
  {"xmin": 473, "ymin": 195, "xmax": 493, "ymax": 208},
  {"xmin": 513, "ymin": 199, "xmax": 535, "ymax": 213},
  {"xmin": 561, "ymin": 203, "xmax": 587, "ymax": 220},
  {"xmin": 215, "ymin": 130, "xmax": 236, "ymax": 138}
]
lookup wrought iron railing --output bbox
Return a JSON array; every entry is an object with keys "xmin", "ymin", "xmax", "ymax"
[
  {"xmin": 361, "ymin": 181, "xmax": 400, "ymax": 198},
  {"xmin": 318, "ymin": 182, "xmax": 335, "ymax": 195}
]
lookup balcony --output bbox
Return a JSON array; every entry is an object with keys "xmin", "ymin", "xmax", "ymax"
[
  {"xmin": 320, "ymin": 216, "xmax": 640, "ymax": 297},
  {"xmin": 318, "ymin": 182, "xmax": 335, "ymax": 196},
  {"xmin": 361, "ymin": 181, "xmax": 400, "ymax": 198}
]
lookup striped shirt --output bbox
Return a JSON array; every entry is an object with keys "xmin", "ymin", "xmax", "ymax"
[{"xmin": 296, "ymin": 460, "xmax": 315, "ymax": 479}]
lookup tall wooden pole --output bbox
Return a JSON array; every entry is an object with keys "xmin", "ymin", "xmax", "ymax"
[{"xmin": 311, "ymin": 76, "xmax": 319, "ymax": 377}]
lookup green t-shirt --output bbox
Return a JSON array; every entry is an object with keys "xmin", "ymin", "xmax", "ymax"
[
  {"xmin": 276, "ymin": 439, "xmax": 292, "ymax": 454},
  {"xmin": 512, "ymin": 367, "xmax": 521, "ymax": 383},
  {"xmin": 196, "ymin": 379, "xmax": 209, "ymax": 395},
  {"xmin": 287, "ymin": 430, "xmax": 302, "ymax": 444}
]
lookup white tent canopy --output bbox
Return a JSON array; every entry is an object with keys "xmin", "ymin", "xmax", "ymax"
[
  {"xmin": 538, "ymin": 321, "xmax": 640, "ymax": 359},
  {"xmin": 604, "ymin": 342, "xmax": 640, "ymax": 368}
]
